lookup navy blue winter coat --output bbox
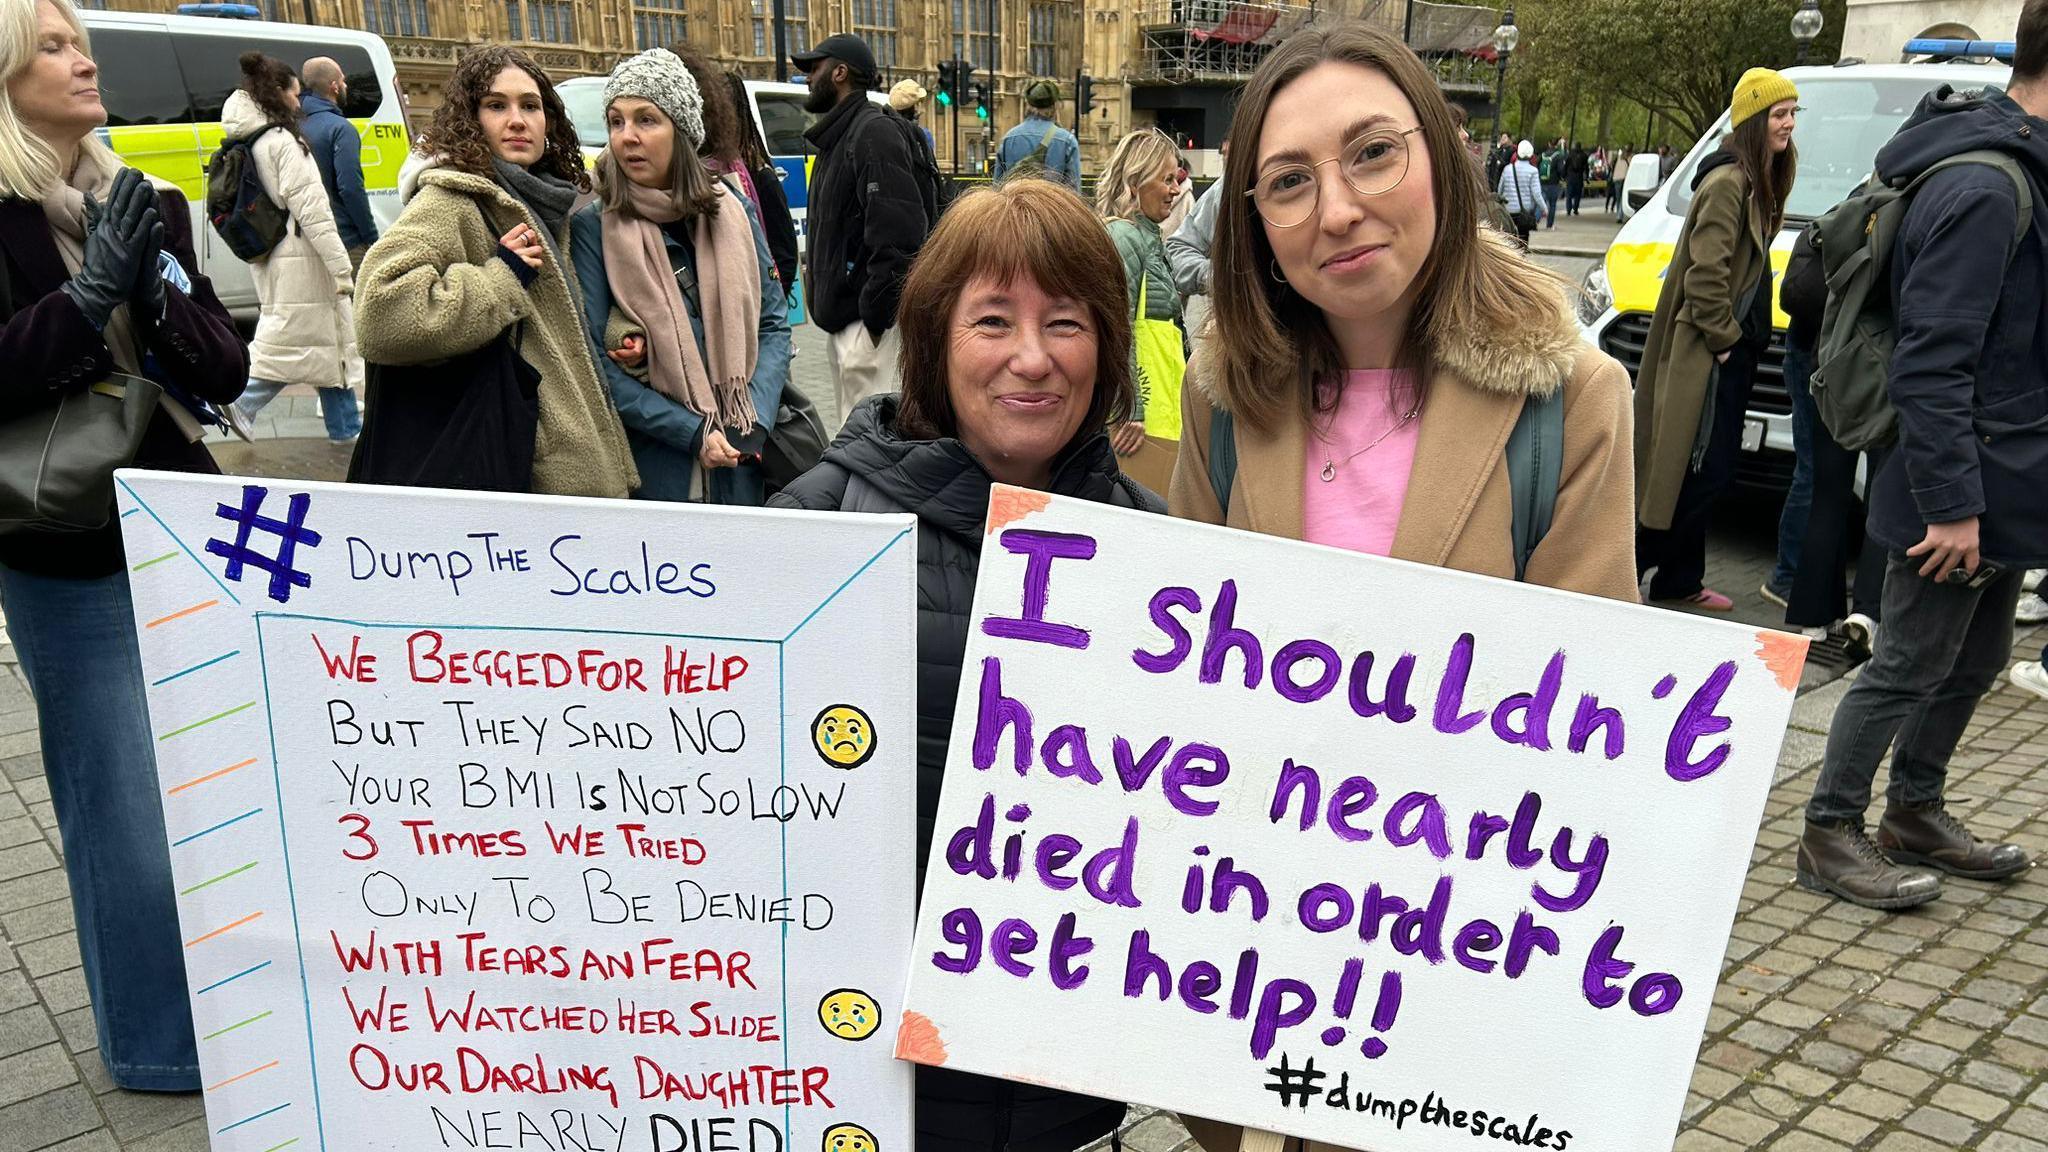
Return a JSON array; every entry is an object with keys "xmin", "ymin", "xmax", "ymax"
[
  {"xmin": 1867, "ymin": 86, "xmax": 2048, "ymax": 568},
  {"xmin": 299, "ymin": 93, "xmax": 378, "ymax": 250}
]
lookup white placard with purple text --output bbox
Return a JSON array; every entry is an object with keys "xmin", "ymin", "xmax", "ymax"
[
  {"xmin": 115, "ymin": 469, "xmax": 916, "ymax": 1152},
  {"xmin": 899, "ymin": 487, "xmax": 1806, "ymax": 1152}
]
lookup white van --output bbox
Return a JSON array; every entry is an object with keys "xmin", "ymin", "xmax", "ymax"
[
  {"xmin": 1577, "ymin": 45, "xmax": 2013, "ymax": 490},
  {"xmin": 80, "ymin": 9, "xmax": 409, "ymax": 319}
]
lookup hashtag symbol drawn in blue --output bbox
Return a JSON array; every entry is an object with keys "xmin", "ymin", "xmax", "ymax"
[{"xmin": 205, "ymin": 484, "xmax": 322, "ymax": 604}]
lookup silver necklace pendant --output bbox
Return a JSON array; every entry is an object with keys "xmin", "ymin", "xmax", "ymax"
[{"xmin": 1319, "ymin": 402, "xmax": 1420, "ymax": 483}]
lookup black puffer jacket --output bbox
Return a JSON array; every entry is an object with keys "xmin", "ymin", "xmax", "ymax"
[{"xmin": 770, "ymin": 394, "xmax": 1159, "ymax": 1152}]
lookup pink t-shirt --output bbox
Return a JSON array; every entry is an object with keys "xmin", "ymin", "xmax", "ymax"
[{"xmin": 1302, "ymin": 370, "xmax": 1421, "ymax": 556}]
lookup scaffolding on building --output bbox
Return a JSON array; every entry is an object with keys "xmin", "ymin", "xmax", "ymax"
[
  {"xmin": 1131, "ymin": 0, "xmax": 1316, "ymax": 83},
  {"xmin": 1131, "ymin": 0, "xmax": 1501, "ymax": 84}
]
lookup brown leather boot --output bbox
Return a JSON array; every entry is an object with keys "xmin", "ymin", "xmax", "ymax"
[
  {"xmin": 1798, "ymin": 820, "xmax": 1943, "ymax": 910},
  {"xmin": 1877, "ymin": 801, "xmax": 2031, "ymax": 880}
]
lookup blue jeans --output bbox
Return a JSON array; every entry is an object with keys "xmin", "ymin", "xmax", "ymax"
[
  {"xmin": 0, "ymin": 565, "xmax": 199, "ymax": 1090},
  {"xmin": 1770, "ymin": 336, "xmax": 1817, "ymax": 594},
  {"xmin": 1808, "ymin": 554, "xmax": 2025, "ymax": 824},
  {"xmin": 236, "ymin": 377, "xmax": 361, "ymax": 440},
  {"xmin": 1542, "ymin": 183, "xmax": 1562, "ymax": 226}
]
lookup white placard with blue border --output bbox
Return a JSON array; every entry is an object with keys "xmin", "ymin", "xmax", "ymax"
[{"xmin": 116, "ymin": 470, "xmax": 916, "ymax": 1152}]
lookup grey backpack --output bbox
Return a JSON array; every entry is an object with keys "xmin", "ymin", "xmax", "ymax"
[{"xmin": 1810, "ymin": 150, "xmax": 2031, "ymax": 451}]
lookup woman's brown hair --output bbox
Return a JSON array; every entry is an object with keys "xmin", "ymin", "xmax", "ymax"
[
  {"xmin": 1209, "ymin": 21, "xmax": 1561, "ymax": 433},
  {"xmin": 238, "ymin": 52, "xmax": 306, "ymax": 148},
  {"xmin": 417, "ymin": 45, "xmax": 589, "ymax": 191},
  {"xmin": 592, "ymin": 102, "xmax": 721, "ymax": 220},
  {"xmin": 895, "ymin": 180, "xmax": 1133, "ymax": 442},
  {"xmin": 1723, "ymin": 111, "xmax": 1797, "ymax": 236}
]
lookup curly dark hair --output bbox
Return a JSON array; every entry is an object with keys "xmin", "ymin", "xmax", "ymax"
[
  {"xmin": 666, "ymin": 41, "xmax": 741, "ymax": 166},
  {"xmin": 239, "ymin": 52, "xmax": 307, "ymax": 147},
  {"xmin": 418, "ymin": 46, "xmax": 589, "ymax": 191}
]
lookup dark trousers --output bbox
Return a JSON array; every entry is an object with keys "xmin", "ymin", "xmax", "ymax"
[
  {"xmin": 1638, "ymin": 349, "xmax": 1757, "ymax": 600},
  {"xmin": 1566, "ymin": 176, "xmax": 1585, "ymax": 213},
  {"xmin": 1788, "ymin": 429, "xmax": 1889, "ymax": 628},
  {"xmin": 1808, "ymin": 554, "xmax": 2024, "ymax": 824}
]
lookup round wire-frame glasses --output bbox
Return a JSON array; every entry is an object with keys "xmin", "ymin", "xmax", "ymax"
[{"xmin": 1246, "ymin": 125, "xmax": 1426, "ymax": 228}]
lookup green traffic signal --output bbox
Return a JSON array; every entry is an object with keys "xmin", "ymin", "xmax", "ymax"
[
  {"xmin": 937, "ymin": 90, "xmax": 952, "ymax": 106},
  {"xmin": 975, "ymin": 104, "xmax": 988, "ymax": 121}
]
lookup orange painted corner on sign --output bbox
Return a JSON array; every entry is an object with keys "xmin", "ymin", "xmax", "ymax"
[
  {"xmin": 1755, "ymin": 630, "xmax": 1809, "ymax": 692},
  {"xmin": 986, "ymin": 487, "xmax": 1051, "ymax": 535},
  {"xmin": 895, "ymin": 1010, "xmax": 948, "ymax": 1066}
]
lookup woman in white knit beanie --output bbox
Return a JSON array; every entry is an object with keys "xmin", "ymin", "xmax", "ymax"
[{"xmin": 567, "ymin": 47, "xmax": 793, "ymax": 505}]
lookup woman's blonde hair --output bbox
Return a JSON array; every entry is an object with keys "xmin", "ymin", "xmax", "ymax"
[
  {"xmin": 1209, "ymin": 21, "xmax": 1566, "ymax": 433},
  {"xmin": 0, "ymin": 0, "xmax": 116, "ymax": 200},
  {"xmin": 1092, "ymin": 127, "xmax": 1178, "ymax": 220}
]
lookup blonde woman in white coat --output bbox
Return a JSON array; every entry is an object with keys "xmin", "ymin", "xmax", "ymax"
[{"xmin": 227, "ymin": 51, "xmax": 364, "ymax": 441}]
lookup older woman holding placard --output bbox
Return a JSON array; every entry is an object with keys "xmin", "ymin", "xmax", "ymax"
[{"xmin": 771, "ymin": 178, "xmax": 1158, "ymax": 1149}]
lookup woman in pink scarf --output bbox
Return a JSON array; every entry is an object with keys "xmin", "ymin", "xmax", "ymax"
[{"xmin": 567, "ymin": 47, "xmax": 792, "ymax": 504}]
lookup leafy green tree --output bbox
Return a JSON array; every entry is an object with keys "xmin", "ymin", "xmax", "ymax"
[{"xmin": 1519, "ymin": 0, "xmax": 1846, "ymax": 140}]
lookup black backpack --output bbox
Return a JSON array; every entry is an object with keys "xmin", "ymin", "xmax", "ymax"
[
  {"xmin": 855, "ymin": 112, "xmax": 945, "ymax": 226},
  {"xmin": 205, "ymin": 126, "xmax": 291, "ymax": 262}
]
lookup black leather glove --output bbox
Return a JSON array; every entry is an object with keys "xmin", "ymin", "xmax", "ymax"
[
  {"xmin": 131, "ymin": 214, "xmax": 167, "ymax": 324},
  {"xmin": 60, "ymin": 168, "xmax": 155, "ymax": 330}
]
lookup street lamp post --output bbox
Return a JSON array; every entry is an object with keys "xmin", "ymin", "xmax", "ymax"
[
  {"xmin": 1491, "ymin": 7, "xmax": 1518, "ymax": 138},
  {"xmin": 772, "ymin": 0, "xmax": 788, "ymax": 81},
  {"xmin": 1791, "ymin": 0, "xmax": 1824, "ymax": 65}
]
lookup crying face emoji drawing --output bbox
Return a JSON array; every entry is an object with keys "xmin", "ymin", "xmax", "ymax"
[
  {"xmin": 818, "ymin": 988, "xmax": 881, "ymax": 1041},
  {"xmin": 822, "ymin": 1124, "xmax": 877, "ymax": 1152},
  {"xmin": 812, "ymin": 705, "xmax": 876, "ymax": 769}
]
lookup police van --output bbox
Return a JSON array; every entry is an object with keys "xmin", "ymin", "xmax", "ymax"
[
  {"xmin": 1576, "ymin": 41, "xmax": 2014, "ymax": 489},
  {"xmin": 79, "ymin": 7, "xmax": 409, "ymax": 319}
]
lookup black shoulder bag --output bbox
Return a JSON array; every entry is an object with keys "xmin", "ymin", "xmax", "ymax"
[{"xmin": 348, "ymin": 202, "xmax": 541, "ymax": 493}]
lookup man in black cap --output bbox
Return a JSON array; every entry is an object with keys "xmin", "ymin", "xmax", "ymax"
[{"xmin": 796, "ymin": 32, "xmax": 933, "ymax": 415}]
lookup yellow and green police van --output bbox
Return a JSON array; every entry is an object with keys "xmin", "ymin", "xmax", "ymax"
[
  {"xmin": 1577, "ymin": 43, "xmax": 2014, "ymax": 489},
  {"xmin": 80, "ymin": 7, "xmax": 409, "ymax": 319}
]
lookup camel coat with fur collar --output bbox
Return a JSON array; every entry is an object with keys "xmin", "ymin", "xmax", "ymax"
[{"xmin": 1169, "ymin": 290, "xmax": 1639, "ymax": 603}]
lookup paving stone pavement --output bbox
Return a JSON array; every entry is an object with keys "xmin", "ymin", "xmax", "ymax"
[{"xmin": 4, "ymin": 322, "xmax": 2046, "ymax": 1148}]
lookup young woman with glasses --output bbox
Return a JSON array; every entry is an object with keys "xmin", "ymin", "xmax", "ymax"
[{"xmin": 1167, "ymin": 21, "xmax": 1639, "ymax": 604}]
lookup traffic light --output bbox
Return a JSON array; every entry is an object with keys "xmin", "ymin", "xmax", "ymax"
[
  {"xmin": 936, "ymin": 59, "xmax": 959, "ymax": 108},
  {"xmin": 969, "ymin": 80, "xmax": 990, "ymax": 121},
  {"xmin": 1075, "ymin": 73, "xmax": 1094, "ymax": 117}
]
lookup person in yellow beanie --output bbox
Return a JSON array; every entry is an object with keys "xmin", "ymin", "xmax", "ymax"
[{"xmin": 1632, "ymin": 66, "xmax": 1799, "ymax": 610}]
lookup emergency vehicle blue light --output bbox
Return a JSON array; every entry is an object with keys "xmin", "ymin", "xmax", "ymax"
[{"xmin": 1903, "ymin": 38, "xmax": 2016, "ymax": 61}]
